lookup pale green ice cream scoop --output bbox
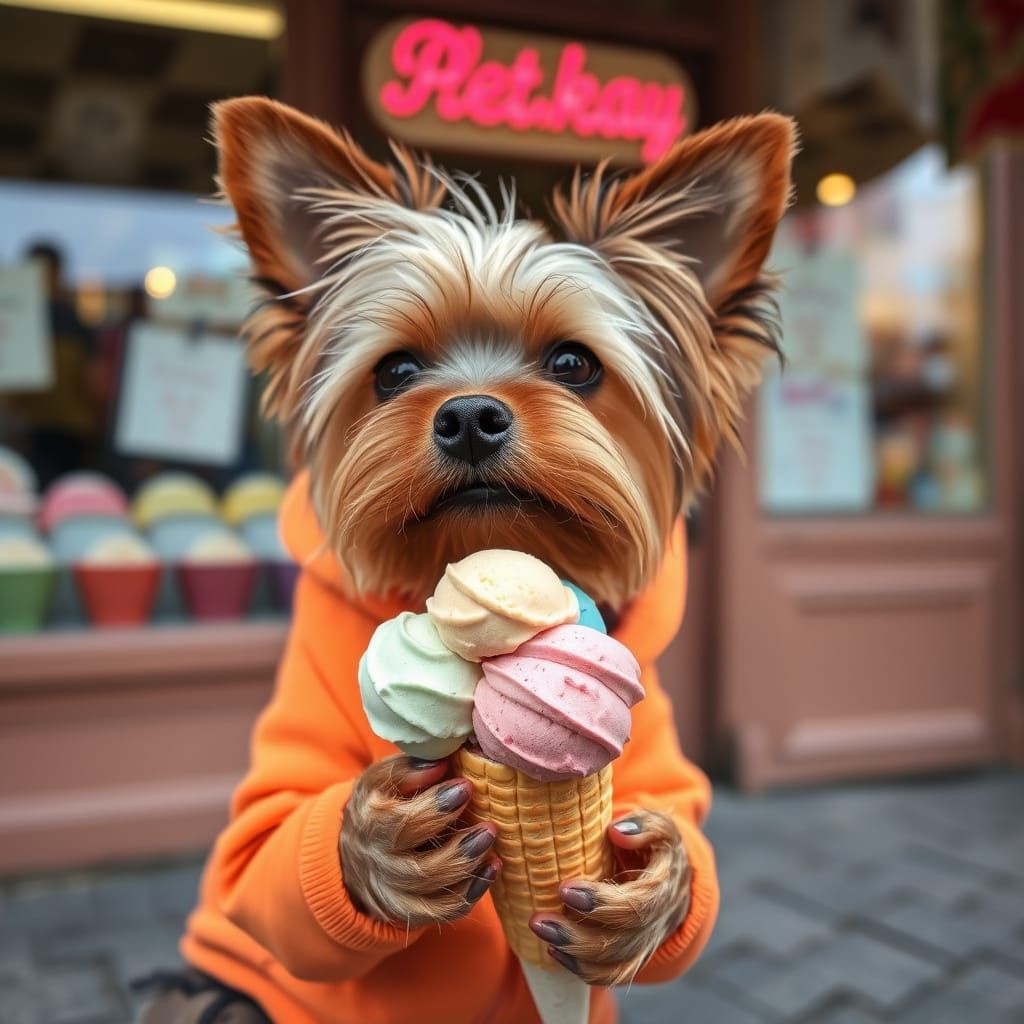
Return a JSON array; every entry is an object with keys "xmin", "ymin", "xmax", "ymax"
[{"xmin": 359, "ymin": 611, "xmax": 482, "ymax": 759}]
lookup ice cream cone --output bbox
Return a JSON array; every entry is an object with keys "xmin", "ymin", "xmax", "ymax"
[{"xmin": 457, "ymin": 746, "xmax": 613, "ymax": 1022}]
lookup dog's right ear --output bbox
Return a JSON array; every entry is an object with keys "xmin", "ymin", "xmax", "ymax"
[{"xmin": 211, "ymin": 97, "xmax": 443, "ymax": 417}]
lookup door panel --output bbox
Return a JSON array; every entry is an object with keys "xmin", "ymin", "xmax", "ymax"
[{"xmin": 718, "ymin": 433, "xmax": 1007, "ymax": 788}]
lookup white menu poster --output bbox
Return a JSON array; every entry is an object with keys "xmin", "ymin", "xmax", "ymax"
[
  {"xmin": 115, "ymin": 322, "xmax": 248, "ymax": 465},
  {"xmin": 759, "ymin": 369, "xmax": 874, "ymax": 513},
  {"xmin": 0, "ymin": 263, "xmax": 53, "ymax": 392},
  {"xmin": 772, "ymin": 245, "xmax": 868, "ymax": 375},
  {"xmin": 760, "ymin": 232, "xmax": 874, "ymax": 511}
]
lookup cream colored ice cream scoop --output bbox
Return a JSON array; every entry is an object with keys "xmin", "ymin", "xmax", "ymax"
[
  {"xmin": 359, "ymin": 611, "xmax": 482, "ymax": 759},
  {"xmin": 426, "ymin": 549, "xmax": 578, "ymax": 661},
  {"xmin": 0, "ymin": 535, "xmax": 52, "ymax": 568},
  {"xmin": 81, "ymin": 533, "xmax": 156, "ymax": 566}
]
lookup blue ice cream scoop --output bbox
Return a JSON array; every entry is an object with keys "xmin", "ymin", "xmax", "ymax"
[{"xmin": 562, "ymin": 580, "xmax": 607, "ymax": 634}]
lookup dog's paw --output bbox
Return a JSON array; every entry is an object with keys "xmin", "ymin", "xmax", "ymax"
[
  {"xmin": 529, "ymin": 808, "xmax": 691, "ymax": 986},
  {"xmin": 340, "ymin": 755, "xmax": 501, "ymax": 928}
]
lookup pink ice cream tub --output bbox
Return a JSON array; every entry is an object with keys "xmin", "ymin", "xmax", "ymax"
[{"xmin": 177, "ymin": 562, "xmax": 258, "ymax": 621}]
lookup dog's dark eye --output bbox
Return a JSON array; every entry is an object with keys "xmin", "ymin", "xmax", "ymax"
[
  {"xmin": 544, "ymin": 342, "xmax": 602, "ymax": 390},
  {"xmin": 374, "ymin": 352, "xmax": 423, "ymax": 399}
]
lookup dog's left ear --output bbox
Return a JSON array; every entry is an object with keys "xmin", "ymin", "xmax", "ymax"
[{"xmin": 551, "ymin": 112, "xmax": 797, "ymax": 481}]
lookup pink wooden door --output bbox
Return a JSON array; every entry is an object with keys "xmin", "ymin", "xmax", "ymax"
[{"xmin": 713, "ymin": 150, "xmax": 1023, "ymax": 790}]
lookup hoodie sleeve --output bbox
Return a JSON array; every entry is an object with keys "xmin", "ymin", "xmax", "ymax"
[
  {"xmin": 208, "ymin": 571, "xmax": 426, "ymax": 982},
  {"xmin": 610, "ymin": 663, "xmax": 720, "ymax": 984}
]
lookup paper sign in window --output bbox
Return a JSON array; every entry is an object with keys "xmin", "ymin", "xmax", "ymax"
[
  {"xmin": 115, "ymin": 322, "xmax": 248, "ymax": 466},
  {"xmin": 0, "ymin": 263, "xmax": 53, "ymax": 392}
]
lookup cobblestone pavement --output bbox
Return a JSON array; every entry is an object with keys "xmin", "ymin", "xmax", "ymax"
[{"xmin": 1, "ymin": 772, "xmax": 1022, "ymax": 1023}]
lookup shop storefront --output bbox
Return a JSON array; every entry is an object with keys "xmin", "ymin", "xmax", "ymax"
[{"xmin": 0, "ymin": 0, "xmax": 1020, "ymax": 875}]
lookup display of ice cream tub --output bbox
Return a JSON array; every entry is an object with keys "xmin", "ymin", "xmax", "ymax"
[
  {"xmin": 0, "ymin": 535, "xmax": 56, "ymax": 633},
  {"xmin": 220, "ymin": 474, "xmax": 290, "ymax": 613},
  {"xmin": 38, "ymin": 472, "xmax": 128, "ymax": 534},
  {"xmin": 135, "ymin": 473, "xmax": 221, "ymax": 559},
  {"xmin": 239, "ymin": 514, "xmax": 283, "ymax": 560},
  {"xmin": 0, "ymin": 516, "xmax": 38, "ymax": 542},
  {"xmin": 38, "ymin": 473, "xmax": 131, "ymax": 624},
  {"xmin": 133, "ymin": 474, "xmax": 222, "ymax": 619},
  {"xmin": 177, "ymin": 530, "xmax": 258, "ymax": 621},
  {"xmin": 74, "ymin": 533, "xmax": 160, "ymax": 628}
]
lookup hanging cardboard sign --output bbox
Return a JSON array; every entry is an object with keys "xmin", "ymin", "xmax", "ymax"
[
  {"xmin": 0, "ymin": 263, "xmax": 53, "ymax": 392},
  {"xmin": 114, "ymin": 322, "xmax": 248, "ymax": 466},
  {"xmin": 363, "ymin": 18, "xmax": 696, "ymax": 166}
]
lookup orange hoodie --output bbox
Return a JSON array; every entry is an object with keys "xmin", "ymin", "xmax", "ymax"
[{"xmin": 181, "ymin": 473, "xmax": 719, "ymax": 1024}]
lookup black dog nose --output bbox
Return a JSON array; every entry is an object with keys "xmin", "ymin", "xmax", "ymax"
[{"xmin": 433, "ymin": 395, "xmax": 514, "ymax": 465}]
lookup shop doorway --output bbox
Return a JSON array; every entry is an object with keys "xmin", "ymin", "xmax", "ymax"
[{"xmin": 713, "ymin": 148, "xmax": 1023, "ymax": 789}]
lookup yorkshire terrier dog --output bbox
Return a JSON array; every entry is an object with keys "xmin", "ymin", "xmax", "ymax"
[
  {"xmin": 157, "ymin": 97, "xmax": 794, "ymax": 1023},
  {"xmin": 220, "ymin": 99, "xmax": 792, "ymax": 609}
]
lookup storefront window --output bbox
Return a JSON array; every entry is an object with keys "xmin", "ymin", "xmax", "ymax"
[
  {"xmin": 0, "ymin": 3, "xmax": 286, "ymax": 633},
  {"xmin": 0, "ymin": 181, "xmax": 277, "ymax": 487},
  {"xmin": 758, "ymin": 145, "xmax": 985, "ymax": 515}
]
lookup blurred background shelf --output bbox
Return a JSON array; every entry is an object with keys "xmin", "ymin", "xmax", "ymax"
[
  {"xmin": 0, "ymin": 619, "xmax": 288, "ymax": 690},
  {"xmin": 0, "ymin": 620, "xmax": 286, "ymax": 874}
]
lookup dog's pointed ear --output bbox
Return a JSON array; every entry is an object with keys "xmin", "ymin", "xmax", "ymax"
[
  {"xmin": 210, "ymin": 97, "xmax": 443, "ymax": 418},
  {"xmin": 551, "ymin": 113, "xmax": 796, "ymax": 488},
  {"xmin": 212, "ymin": 96, "xmax": 435, "ymax": 293},
  {"xmin": 551, "ymin": 112, "xmax": 796, "ymax": 311}
]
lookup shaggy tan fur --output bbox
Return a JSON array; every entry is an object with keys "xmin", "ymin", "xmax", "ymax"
[
  {"xmin": 340, "ymin": 756, "xmax": 497, "ymax": 928},
  {"xmin": 545, "ymin": 810, "xmax": 691, "ymax": 986}
]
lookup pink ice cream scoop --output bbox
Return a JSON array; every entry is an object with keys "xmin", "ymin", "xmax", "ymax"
[{"xmin": 472, "ymin": 623, "xmax": 644, "ymax": 781}]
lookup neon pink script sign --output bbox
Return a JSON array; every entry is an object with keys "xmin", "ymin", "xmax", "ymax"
[{"xmin": 374, "ymin": 19, "xmax": 693, "ymax": 163}]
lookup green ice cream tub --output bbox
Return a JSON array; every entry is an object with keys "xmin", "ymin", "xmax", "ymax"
[{"xmin": 0, "ymin": 566, "xmax": 57, "ymax": 633}]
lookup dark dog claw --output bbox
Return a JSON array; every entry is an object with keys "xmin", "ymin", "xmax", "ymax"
[
  {"xmin": 459, "ymin": 826, "xmax": 496, "ymax": 858},
  {"xmin": 561, "ymin": 886, "xmax": 595, "ymax": 913},
  {"xmin": 436, "ymin": 781, "xmax": 471, "ymax": 812},
  {"xmin": 548, "ymin": 946, "xmax": 583, "ymax": 976},
  {"xmin": 530, "ymin": 918, "xmax": 571, "ymax": 945},
  {"xmin": 466, "ymin": 861, "xmax": 500, "ymax": 903},
  {"xmin": 612, "ymin": 817, "xmax": 644, "ymax": 836}
]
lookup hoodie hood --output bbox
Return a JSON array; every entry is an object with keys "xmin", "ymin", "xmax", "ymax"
[{"xmin": 279, "ymin": 470, "xmax": 688, "ymax": 667}]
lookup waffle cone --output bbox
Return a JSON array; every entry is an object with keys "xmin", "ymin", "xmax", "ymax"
[{"xmin": 456, "ymin": 746, "xmax": 615, "ymax": 966}]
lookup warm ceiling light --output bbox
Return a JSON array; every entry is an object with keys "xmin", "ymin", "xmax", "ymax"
[
  {"xmin": 144, "ymin": 266, "xmax": 177, "ymax": 300},
  {"xmin": 0, "ymin": 0, "xmax": 283, "ymax": 39},
  {"xmin": 816, "ymin": 172, "xmax": 857, "ymax": 207}
]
